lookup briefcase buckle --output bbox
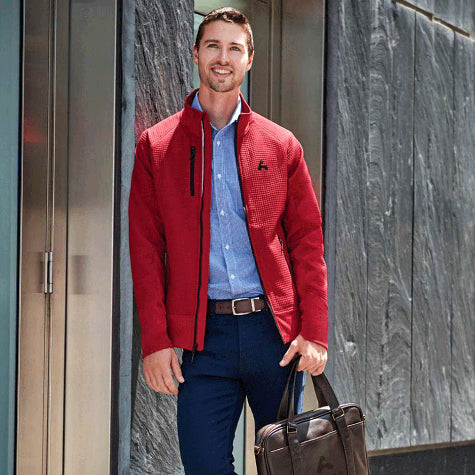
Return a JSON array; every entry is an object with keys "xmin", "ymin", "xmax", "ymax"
[
  {"xmin": 286, "ymin": 422, "xmax": 298, "ymax": 434},
  {"xmin": 331, "ymin": 406, "xmax": 345, "ymax": 421}
]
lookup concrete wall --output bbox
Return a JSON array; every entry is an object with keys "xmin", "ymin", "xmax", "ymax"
[{"xmin": 324, "ymin": 0, "xmax": 474, "ymax": 451}]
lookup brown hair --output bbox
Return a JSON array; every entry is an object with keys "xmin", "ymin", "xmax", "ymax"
[{"xmin": 195, "ymin": 7, "xmax": 254, "ymax": 55}]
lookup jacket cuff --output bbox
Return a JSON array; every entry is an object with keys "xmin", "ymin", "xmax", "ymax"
[
  {"xmin": 141, "ymin": 328, "xmax": 174, "ymax": 358},
  {"xmin": 299, "ymin": 316, "xmax": 328, "ymax": 350}
]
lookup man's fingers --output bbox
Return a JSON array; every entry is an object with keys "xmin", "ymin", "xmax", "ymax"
[
  {"xmin": 162, "ymin": 368, "xmax": 179, "ymax": 395},
  {"xmin": 280, "ymin": 340, "xmax": 299, "ymax": 366},
  {"xmin": 144, "ymin": 369, "xmax": 160, "ymax": 393},
  {"xmin": 171, "ymin": 352, "xmax": 185, "ymax": 383},
  {"xmin": 143, "ymin": 371, "xmax": 155, "ymax": 391}
]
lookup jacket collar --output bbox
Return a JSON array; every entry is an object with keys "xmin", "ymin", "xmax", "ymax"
[{"xmin": 181, "ymin": 88, "xmax": 253, "ymax": 138}]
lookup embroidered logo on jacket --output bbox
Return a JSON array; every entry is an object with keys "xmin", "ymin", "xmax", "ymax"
[{"xmin": 258, "ymin": 160, "xmax": 268, "ymax": 170}]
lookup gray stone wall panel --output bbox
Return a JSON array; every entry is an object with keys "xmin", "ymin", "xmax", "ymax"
[
  {"xmin": 411, "ymin": 13, "xmax": 454, "ymax": 444},
  {"xmin": 451, "ymin": 32, "xmax": 475, "ymax": 442},
  {"xmin": 331, "ymin": 0, "xmax": 372, "ymax": 408},
  {"xmin": 365, "ymin": 0, "xmax": 414, "ymax": 450},
  {"xmin": 327, "ymin": 0, "xmax": 474, "ymax": 452},
  {"xmin": 411, "ymin": 0, "xmax": 474, "ymax": 36},
  {"xmin": 131, "ymin": 0, "xmax": 193, "ymax": 472}
]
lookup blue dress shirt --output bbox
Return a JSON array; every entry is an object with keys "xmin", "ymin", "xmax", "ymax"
[{"xmin": 191, "ymin": 92, "xmax": 264, "ymax": 299}]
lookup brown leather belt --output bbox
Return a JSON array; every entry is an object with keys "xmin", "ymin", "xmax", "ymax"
[{"xmin": 207, "ymin": 296, "xmax": 268, "ymax": 315}]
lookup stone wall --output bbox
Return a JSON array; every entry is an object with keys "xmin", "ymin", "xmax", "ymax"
[
  {"xmin": 130, "ymin": 0, "xmax": 193, "ymax": 472},
  {"xmin": 324, "ymin": 0, "xmax": 474, "ymax": 451}
]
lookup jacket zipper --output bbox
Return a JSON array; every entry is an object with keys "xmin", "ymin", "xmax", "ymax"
[
  {"xmin": 189, "ymin": 146, "xmax": 195, "ymax": 196},
  {"xmin": 233, "ymin": 121, "xmax": 285, "ymax": 343},
  {"xmin": 164, "ymin": 250, "xmax": 168, "ymax": 290},
  {"xmin": 278, "ymin": 232, "xmax": 292, "ymax": 274},
  {"xmin": 191, "ymin": 120, "xmax": 206, "ymax": 361}
]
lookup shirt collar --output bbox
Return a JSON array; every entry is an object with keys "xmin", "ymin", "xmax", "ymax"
[{"xmin": 191, "ymin": 91, "xmax": 242, "ymax": 131}]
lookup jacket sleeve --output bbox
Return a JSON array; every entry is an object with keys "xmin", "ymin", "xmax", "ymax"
[
  {"xmin": 128, "ymin": 130, "xmax": 173, "ymax": 357},
  {"xmin": 282, "ymin": 135, "xmax": 329, "ymax": 350}
]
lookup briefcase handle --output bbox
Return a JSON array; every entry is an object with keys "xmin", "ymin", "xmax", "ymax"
[
  {"xmin": 277, "ymin": 355, "xmax": 341, "ymax": 420},
  {"xmin": 277, "ymin": 355, "xmax": 357, "ymax": 475}
]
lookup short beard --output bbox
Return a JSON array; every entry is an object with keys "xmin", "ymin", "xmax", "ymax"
[
  {"xmin": 208, "ymin": 77, "xmax": 239, "ymax": 93},
  {"xmin": 199, "ymin": 66, "xmax": 244, "ymax": 94}
]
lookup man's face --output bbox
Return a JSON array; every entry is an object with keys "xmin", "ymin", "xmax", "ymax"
[{"xmin": 194, "ymin": 20, "xmax": 253, "ymax": 94}]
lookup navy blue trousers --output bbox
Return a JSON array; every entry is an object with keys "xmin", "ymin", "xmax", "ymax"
[{"xmin": 177, "ymin": 301, "xmax": 305, "ymax": 475}]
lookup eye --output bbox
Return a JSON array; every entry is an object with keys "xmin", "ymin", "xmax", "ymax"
[
  {"xmin": 207, "ymin": 43, "xmax": 218, "ymax": 48},
  {"xmin": 231, "ymin": 46, "xmax": 241, "ymax": 51}
]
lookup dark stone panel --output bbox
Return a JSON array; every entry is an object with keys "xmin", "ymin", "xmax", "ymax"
[
  {"xmin": 451, "ymin": 33, "xmax": 475, "ymax": 442},
  {"xmin": 411, "ymin": 14, "xmax": 454, "ymax": 444},
  {"xmin": 323, "ymin": 0, "xmax": 340, "ymax": 385},
  {"xmin": 434, "ymin": 0, "xmax": 474, "ymax": 36},
  {"xmin": 130, "ymin": 358, "xmax": 185, "ymax": 475},
  {"xmin": 411, "ymin": 0, "xmax": 474, "ymax": 37},
  {"xmin": 134, "ymin": 0, "xmax": 194, "ymax": 137},
  {"xmin": 365, "ymin": 0, "xmax": 414, "ymax": 450},
  {"xmin": 131, "ymin": 0, "xmax": 193, "ymax": 472},
  {"xmin": 325, "ymin": 0, "xmax": 372, "ymax": 410},
  {"xmin": 368, "ymin": 441, "xmax": 475, "ymax": 474}
]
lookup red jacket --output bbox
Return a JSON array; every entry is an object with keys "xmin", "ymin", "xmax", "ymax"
[{"xmin": 128, "ymin": 90, "xmax": 328, "ymax": 358}]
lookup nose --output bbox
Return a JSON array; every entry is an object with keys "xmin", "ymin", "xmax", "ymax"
[{"xmin": 217, "ymin": 46, "xmax": 229, "ymax": 62}]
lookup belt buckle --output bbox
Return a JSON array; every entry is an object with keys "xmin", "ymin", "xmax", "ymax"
[{"xmin": 231, "ymin": 297, "xmax": 255, "ymax": 315}]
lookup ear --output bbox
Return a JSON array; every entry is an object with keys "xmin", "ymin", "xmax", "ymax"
[
  {"xmin": 245, "ymin": 50, "xmax": 254, "ymax": 72},
  {"xmin": 193, "ymin": 44, "xmax": 199, "ymax": 65}
]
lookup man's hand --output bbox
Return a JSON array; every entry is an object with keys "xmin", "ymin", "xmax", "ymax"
[
  {"xmin": 279, "ymin": 335, "xmax": 328, "ymax": 376},
  {"xmin": 143, "ymin": 348, "xmax": 185, "ymax": 395}
]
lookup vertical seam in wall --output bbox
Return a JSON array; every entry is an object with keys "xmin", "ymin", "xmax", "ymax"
[
  {"xmin": 323, "ymin": 0, "xmax": 340, "ymax": 384},
  {"xmin": 449, "ymin": 29, "xmax": 456, "ymax": 444},
  {"xmin": 409, "ymin": 9, "xmax": 416, "ymax": 448},
  {"xmin": 364, "ymin": 0, "xmax": 374, "ymax": 421}
]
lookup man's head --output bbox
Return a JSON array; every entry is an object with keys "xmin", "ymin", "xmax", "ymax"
[
  {"xmin": 194, "ymin": 7, "xmax": 254, "ymax": 94},
  {"xmin": 195, "ymin": 7, "xmax": 254, "ymax": 56}
]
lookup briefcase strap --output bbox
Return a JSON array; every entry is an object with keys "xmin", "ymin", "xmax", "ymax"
[{"xmin": 279, "ymin": 356, "xmax": 357, "ymax": 475}]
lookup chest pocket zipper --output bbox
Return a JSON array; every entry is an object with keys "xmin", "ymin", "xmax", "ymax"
[{"xmin": 189, "ymin": 146, "xmax": 196, "ymax": 196}]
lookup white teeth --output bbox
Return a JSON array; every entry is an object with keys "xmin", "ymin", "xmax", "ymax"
[{"xmin": 213, "ymin": 69, "xmax": 230, "ymax": 75}]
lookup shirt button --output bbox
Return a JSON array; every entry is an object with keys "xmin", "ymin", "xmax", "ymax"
[
  {"xmin": 220, "ymin": 209, "xmax": 225, "ymax": 216},
  {"xmin": 217, "ymin": 140, "xmax": 221, "ymax": 146},
  {"xmin": 230, "ymin": 274, "xmax": 235, "ymax": 279},
  {"xmin": 225, "ymin": 244, "xmax": 230, "ymax": 250},
  {"xmin": 217, "ymin": 173, "xmax": 222, "ymax": 179}
]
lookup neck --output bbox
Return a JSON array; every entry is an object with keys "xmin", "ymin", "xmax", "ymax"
[{"xmin": 197, "ymin": 87, "xmax": 240, "ymax": 130}]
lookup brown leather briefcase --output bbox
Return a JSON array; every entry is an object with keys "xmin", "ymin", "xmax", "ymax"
[{"xmin": 254, "ymin": 356, "xmax": 370, "ymax": 474}]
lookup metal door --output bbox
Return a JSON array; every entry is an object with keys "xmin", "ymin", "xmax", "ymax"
[{"xmin": 16, "ymin": 0, "xmax": 118, "ymax": 472}]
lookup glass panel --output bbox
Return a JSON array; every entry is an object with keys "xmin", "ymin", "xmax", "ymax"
[{"xmin": 0, "ymin": 0, "xmax": 20, "ymax": 472}]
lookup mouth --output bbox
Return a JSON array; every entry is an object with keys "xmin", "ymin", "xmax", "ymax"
[{"xmin": 211, "ymin": 67, "xmax": 232, "ymax": 77}]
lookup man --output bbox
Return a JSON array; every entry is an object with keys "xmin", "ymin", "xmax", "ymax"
[{"xmin": 128, "ymin": 7, "xmax": 328, "ymax": 474}]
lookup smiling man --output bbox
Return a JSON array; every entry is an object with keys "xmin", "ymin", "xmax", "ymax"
[{"xmin": 128, "ymin": 7, "xmax": 329, "ymax": 474}]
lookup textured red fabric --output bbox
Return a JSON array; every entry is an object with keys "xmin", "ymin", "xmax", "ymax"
[{"xmin": 128, "ymin": 89, "xmax": 328, "ymax": 358}]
